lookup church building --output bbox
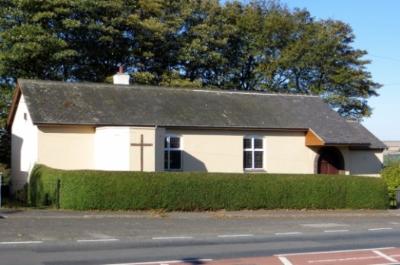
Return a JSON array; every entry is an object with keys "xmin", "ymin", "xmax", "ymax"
[{"xmin": 7, "ymin": 72, "xmax": 386, "ymax": 191}]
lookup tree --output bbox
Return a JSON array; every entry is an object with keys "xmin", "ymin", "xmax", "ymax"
[
  {"xmin": 253, "ymin": 6, "xmax": 380, "ymax": 118},
  {"xmin": 0, "ymin": 81, "xmax": 12, "ymax": 165},
  {"xmin": 0, "ymin": 0, "xmax": 381, "ymax": 121},
  {"xmin": 128, "ymin": 0, "xmax": 190, "ymax": 85},
  {"xmin": 0, "ymin": 0, "xmax": 135, "ymax": 81}
]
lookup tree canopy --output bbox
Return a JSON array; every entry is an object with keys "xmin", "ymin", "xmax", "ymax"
[{"xmin": 0, "ymin": 0, "xmax": 381, "ymax": 121}]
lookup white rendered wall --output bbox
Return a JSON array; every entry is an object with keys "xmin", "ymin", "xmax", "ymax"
[
  {"xmin": 129, "ymin": 127, "xmax": 157, "ymax": 171},
  {"xmin": 95, "ymin": 127, "xmax": 130, "ymax": 170},
  {"xmin": 11, "ymin": 95, "xmax": 38, "ymax": 191}
]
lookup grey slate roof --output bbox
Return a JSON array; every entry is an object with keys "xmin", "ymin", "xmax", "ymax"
[{"xmin": 17, "ymin": 79, "xmax": 386, "ymax": 149}]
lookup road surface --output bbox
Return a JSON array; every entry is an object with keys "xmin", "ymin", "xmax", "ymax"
[{"xmin": 1, "ymin": 209, "xmax": 400, "ymax": 265}]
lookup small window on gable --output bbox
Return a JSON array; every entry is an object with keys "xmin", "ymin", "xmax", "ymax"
[
  {"xmin": 23, "ymin": 113, "xmax": 27, "ymax": 121},
  {"xmin": 243, "ymin": 137, "xmax": 264, "ymax": 170},
  {"xmin": 164, "ymin": 135, "xmax": 182, "ymax": 170}
]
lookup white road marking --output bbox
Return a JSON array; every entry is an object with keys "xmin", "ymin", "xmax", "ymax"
[
  {"xmin": 0, "ymin": 241, "xmax": 43, "ymax": 245},
  {"xmin": 368, "ymin": 227, "xmax": 393, "ymax": 231},
  {"xmin": 276, "ymin": 247, "xmax": 395, "ymax": 256},
  {"xmin": 278, "ymin": 256, "xmax": 294, "ymax": 265},
  {"xmin": 301, "ymin": 223, "xmax": 348, "ymax": 228},
  {"xmin": 307, "ymin": 256, "xmax": 381, "ymax": 264},
  {"xmin": 103, "ymin": 259, "xmax": 213, "ymax": 265},
  {"xmin": 217, "ymin": 234, "xmax": 254, "ymax": 238},
  {"xmin": 77, "ymin": 238, "xmax": 119, "ymax": 243},
  {"xmin": 371, "ymin": 262, "xmax": 399, "ymax": 265},
  {"xmin": 275, "ymin": 232, "xmax": 302, "ymax": 236},
  {"xmin": 151, "ymin": 236, "xmax": 193, "ymax": 240},
  {"xmin": 323, "ymin": 229, "xmax": 349, "ymax": 233},
  {"xmin": 372, "ymin": 250, "xmax": 399, "ymax": 263}
]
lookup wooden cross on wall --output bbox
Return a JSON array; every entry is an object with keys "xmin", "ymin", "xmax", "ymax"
[{"xmin": 131, "ymin": 134, "xmax": 153, "ymax": 172}]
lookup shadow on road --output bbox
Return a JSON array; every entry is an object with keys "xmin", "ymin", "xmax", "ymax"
[
  {"xmin": 182, "ymin": 258, "xmax": 207, "ymax": 265},
  {"xmin": 0, "ymin": 209, "xmax": 24, "ymax": 217}
]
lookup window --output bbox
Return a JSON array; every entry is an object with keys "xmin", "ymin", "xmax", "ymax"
[
  {"xmin": 164, "ymin": 135, "xmax": 182, "ymax": 170},
  {"xmin": 243, "ymin": 137, "xmax": 264, "ymax": 170}
]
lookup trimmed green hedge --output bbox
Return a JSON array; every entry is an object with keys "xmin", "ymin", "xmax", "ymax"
[
  {"xmin": 382, "ymin": 163, "xmax": 400, "ymax": 205},
  {"xmin": 29, "ymin": 165, "xmax": 389, "ymax": 210}
]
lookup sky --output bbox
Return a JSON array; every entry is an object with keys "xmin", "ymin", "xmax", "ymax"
[
  {"xmin": 231, "ymin": 0, "xmax": 400, "ymax": 141},
  {"xmin": 280, "ymin": 0, "xmax": 400, "ymax": 141}
]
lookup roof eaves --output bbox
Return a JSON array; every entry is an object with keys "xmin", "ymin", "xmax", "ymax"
[{"xmin": 6, "ymin": 82, "xmax": 22, "ymax": 131}]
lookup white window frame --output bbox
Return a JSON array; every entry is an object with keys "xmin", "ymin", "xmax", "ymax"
[
  {"xmin": 243, "ymin": 136, "xmax": 264, "ymax": 170},
  {"xmin": 164, "ymin": 134, "xmax": 182, "ymax": 170}
]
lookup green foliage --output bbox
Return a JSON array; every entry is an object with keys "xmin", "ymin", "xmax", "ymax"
[
  {"xmin": 0, "ymin": 83, "xmax": 12, "ymax": 165},
  {"xmin": 382, "ymin": 163, "xmax": 400, "ymax": 203},
  {"xmin": 29, "ymin": 165, "xmax": 388, "ymax": 210},
  {"xmin": 0, "ymin": 0, "xmax": 381, "ymax": 119},
  {"xmin": 0, "ymin": 0, "xmax": 134, "ymax": 81}
]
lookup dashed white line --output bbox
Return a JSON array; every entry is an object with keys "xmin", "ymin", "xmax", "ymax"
[
  {"xmin": 368, "ymin": 227, "xmax": 393, "ymax": 231},
  {"xmin": 103, "ymin": 259, "xmax": 213, "ymax": 265},
  {"xmin": 217, "ymin": 234, "xmax": 254, "ymax": 238},
  {"xmin": 151, "ymin": 236, "xmax": 193, "ymax": 240},
  {"xmin": 0, "ymin": 241, "xmax": 43, "ymax": 245},
  {"xmin": 275, "ymin": 232, "xmax": 302, "ymax": 236},
  {"xmin": 323, "ymin": 229, "xmax": 349, "ymax": 233},
  {"xmin": 77, "ymin": 238, "xmax": 119, "ymax": 243},
  {"xmin": 372, "ymin": 250, "xmax": 399, "ymax": 263},
  {"xmin": 278, "ymin": 256, "xmax": 294, "ymax": 265}
]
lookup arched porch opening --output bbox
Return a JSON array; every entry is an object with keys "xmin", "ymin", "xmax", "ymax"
[{"xmin": 316, "ymin": 147, "xmax": 345, "ymax": 175}]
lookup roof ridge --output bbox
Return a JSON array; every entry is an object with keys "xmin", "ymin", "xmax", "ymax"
[
  {"xmin": 191, "ymin": 89, "xmax": 319, "ymax": 98},
  {"xmin": 17, "ymin": 78, "xmax": 319, "ymax": 98}
]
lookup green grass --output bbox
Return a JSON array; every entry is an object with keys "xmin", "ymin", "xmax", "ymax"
[{"xmin": 28, "ymin": 165, "xmax": 389, "ymax": 210}]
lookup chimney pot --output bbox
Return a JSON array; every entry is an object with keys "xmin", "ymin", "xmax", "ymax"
[{"xmin": 113, "ymin": 66, "xmax": 130, "ymax": 85}]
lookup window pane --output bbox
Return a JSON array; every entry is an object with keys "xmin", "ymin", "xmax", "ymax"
[
  {"xmin": 243, "ymin": 138, "xmax": 251, "ymax": 149},
  {"xmin": 169, "ymin": 150, "xmax": 181, "ymax": 169},
  {"xmin": 244, "ymin": 151, "xmax": 253, "ymax": 169},
  {"xmin": 254, "ymin": 138, "xmax": 263, "ymax": 149},
  {"xmin": 164, "ymin": 150, "xmax": 169, "ymax": 169},
  {"xmin": 164, "ymin": 137, "xmax": 168, "ymax": 148},
  {"xmin": 170, "ymin": 137, "xmax": 180, "ymax": 148},
  {"xmin": 254, "ymin": 151, "xmax": 263, "ymax": 168}
]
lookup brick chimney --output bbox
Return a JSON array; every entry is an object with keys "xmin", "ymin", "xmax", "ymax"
[{"xmin": 113, "ymin": 65, "xmax": 130, "ymax": 85}]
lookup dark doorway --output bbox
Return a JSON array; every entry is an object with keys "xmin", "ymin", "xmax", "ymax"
[{"xmin": 317, "ymin": 147, "xmax": 345, "ymax": 174}]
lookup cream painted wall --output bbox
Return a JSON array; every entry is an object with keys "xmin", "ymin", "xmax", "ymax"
[
  {"xmin": 166, "ymin": 130, "xmax": 243, "ymax": 173},
  {"xmin": 265, "ymin": 132, "xmax": 317, "ymax": 174},
  {"xmin": 11, "ymin": 95, "xmax": 38, "ymax": 191},
  {"xmin": 166, "ymin": 129, "xmax": 318, "ymax": 174},
  {"xmin": 37, "ymin": 126, "xmax": 95, "ymax": 170},
  {"xmin": 130, "ymin": 127, "xmax": 157, "ymax": 171},
  {"xmin": 95, "ymin": 127, "xmax": 130, "ymax": 170}
]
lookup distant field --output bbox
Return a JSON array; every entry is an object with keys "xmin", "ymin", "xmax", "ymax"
[{"xmin": 384, "ymin": 153, "xmax": 400, "ymax": 166}]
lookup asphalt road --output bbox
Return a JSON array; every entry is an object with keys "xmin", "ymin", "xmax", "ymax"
[{"xmin": 1, "ymin": 209, "xmax": 400, "ymax": 265}]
